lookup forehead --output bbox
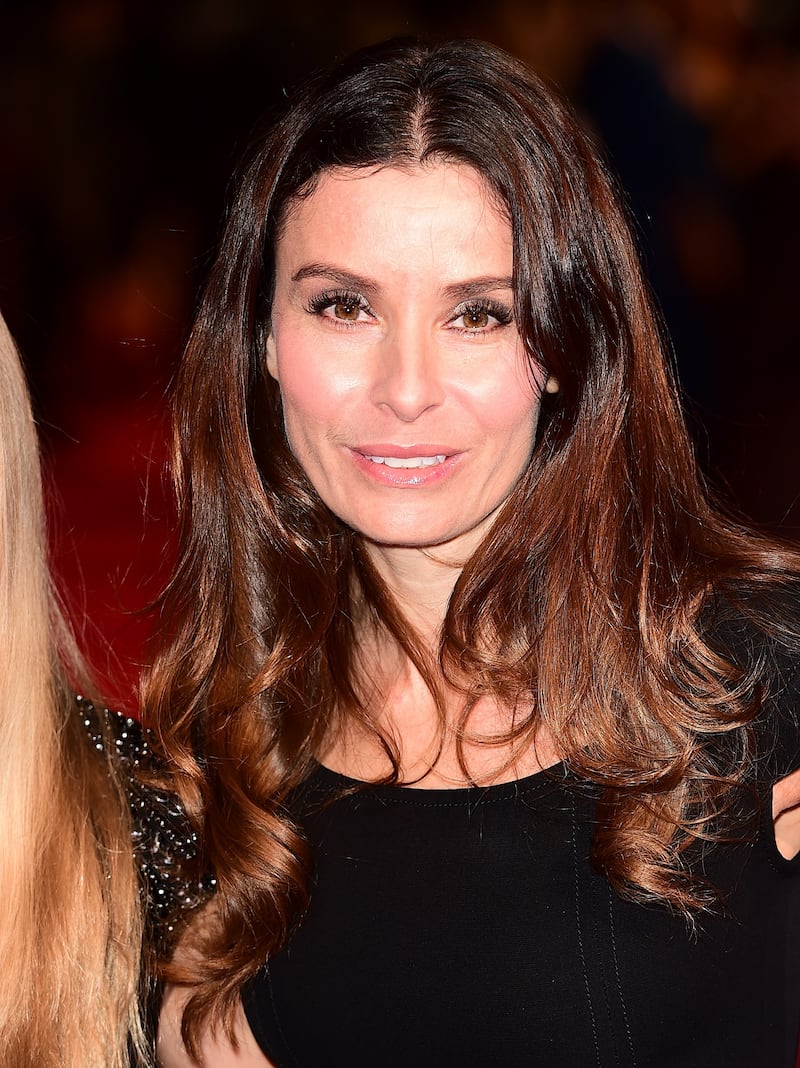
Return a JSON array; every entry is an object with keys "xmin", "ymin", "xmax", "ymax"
[{"xmin": 274, "ymin": 162, "xmax": 513, "ymax": 279}]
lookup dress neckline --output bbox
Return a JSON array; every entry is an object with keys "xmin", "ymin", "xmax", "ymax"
[{"xmin": 311, "ymin": 758, "xmax": 571, "ymax": 803}]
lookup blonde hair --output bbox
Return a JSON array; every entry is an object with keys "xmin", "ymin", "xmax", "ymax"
[{"xmin": 0, "ymin": 314, "xmax": 146, "ymax": 1066}]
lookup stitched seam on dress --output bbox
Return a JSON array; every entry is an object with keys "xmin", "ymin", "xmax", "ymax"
[
  {"xmin": 361, "ymin": 781, "xmax": 571, "ymax": 809},
  {"xmin": 370, "ymin": 793, "xmax": 540, "ymax": 809},
  {"xmin": 592, "ymin": 878, "xmax": 619, "ymax": 1066},
  {"xmin": 571, "ymin": 791, "xmax": 602, "ymax": 1067},
  {"xmin": 607, "ymin": 885, "xmax": 638, "ymax": 1068}
]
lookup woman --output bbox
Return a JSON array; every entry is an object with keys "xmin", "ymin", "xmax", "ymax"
[
  {"xmin": 151, "ymin": 39, "xmax": 800, "ymax": 1067},
  {"xmin": 0, "ymin": 311, "xmax": 146, "ymax": 1066},
  {"xmin": 0, "ymin": 310, "xmax": 207, "ymax": 1065}
]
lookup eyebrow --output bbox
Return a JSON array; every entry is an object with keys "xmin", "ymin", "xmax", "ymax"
[
  {"xmin": 440, "ymin": 276, "xmax": 514, "ymax": 301},
  {"xmin": 292, "ymin": 264, "xmax": 378, "ymax": 297},
  {"xmin": 292, "ymin": 263, "xmax": 514, "ymax": 300}
]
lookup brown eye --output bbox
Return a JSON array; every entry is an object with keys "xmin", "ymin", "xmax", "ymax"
[
  {"xmin": 333, "ymin": 300, "xmax": 361, "ymax": 321},
  {"xmin": 463, "ymin": 307, "xmax": 490, "ymax": 329},
  {"xmin": 455, "ymin": 305, "xmax": 493, "ymax": 328}
]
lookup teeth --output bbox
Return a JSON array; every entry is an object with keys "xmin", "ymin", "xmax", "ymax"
[{"xmin": 366, "ymin": 454, "xmax": 447, "ymax": 469}]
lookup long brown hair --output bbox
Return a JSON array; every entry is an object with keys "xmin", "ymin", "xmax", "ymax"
[
  {"xmin": 0, "ymin": 313, "xmax": 146, "ymax": 1066},
  {"xmin": 143, "ymin": 38, "xmax": 800, "ymax": 1038}
]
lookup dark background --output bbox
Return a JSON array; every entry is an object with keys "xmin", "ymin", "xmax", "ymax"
[{"xmin": 1, "ymin": 0, "xmax": 798, "ymax": 708}]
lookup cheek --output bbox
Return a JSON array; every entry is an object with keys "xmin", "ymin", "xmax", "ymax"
[
  {"xmin": 473, "ymin": 359, "xmax": 544, "ymax": 437},
  {"xmin": 273, "ymin": 337, "xmax": 356, "ymax": 430}
]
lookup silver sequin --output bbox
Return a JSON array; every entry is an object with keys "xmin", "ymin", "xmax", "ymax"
[{"xmin": 78, "ymin": 696, "xmax": 215, "ymax": 940}]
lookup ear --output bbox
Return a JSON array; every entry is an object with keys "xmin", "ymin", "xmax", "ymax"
[
  {"xmin": 265, "ymin": 330, "xmax": 279, "ymax": 381},
  {"xmin": 544, "ymin": 374, "xmax": 559, "ymax": 394}
]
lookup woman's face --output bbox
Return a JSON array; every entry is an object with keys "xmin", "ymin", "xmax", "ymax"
[{"xmin": 267, "ymin": 161, "xmax": 551, "ymax": 558}]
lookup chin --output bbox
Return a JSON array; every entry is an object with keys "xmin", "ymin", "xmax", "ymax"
[
  {"xmin": 355, "ymin": 521, "xmax": 475, "ymax": 553},
  {"xmin": 338, "ymin": 504, "xmax": 497, "ymax": 555},
  {"xmin": 345, "ymin": 519, "xmax": 439, "ymax": 547}
]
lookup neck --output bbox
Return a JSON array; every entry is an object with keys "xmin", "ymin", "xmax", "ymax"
[
  {"xmin": 335, "ymin": 540, "xmax": 555, "ymax": 786},
  {"xmin": 361, "ymin": 542, "xmax": 464, "ymax": 642}
]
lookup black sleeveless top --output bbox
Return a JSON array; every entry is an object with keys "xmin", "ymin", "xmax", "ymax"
[{"xmin": 241, "ymin": 622, "xmax": 800, "ymax": 1068}]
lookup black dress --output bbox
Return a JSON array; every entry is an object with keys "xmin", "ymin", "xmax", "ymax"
[
  {"xmin": 79, "ymin": 696, "xmax": 214, "ymax": 941},
  {"xmin": 241, "ymin": 621, "xmax": 800, "ymax": 1067},
  {"xmin": 80, "ymin": 694, "xmax": 214, "ymax": 1063}
]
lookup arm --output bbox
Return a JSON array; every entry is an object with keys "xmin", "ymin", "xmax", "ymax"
[
  {"xmin": 157, "ymin": 984, "xmax": 273, "ymax": 1068},
  {"xmin": 156, "ymin": 899, "xmax": 274, "ymax": 1068}
]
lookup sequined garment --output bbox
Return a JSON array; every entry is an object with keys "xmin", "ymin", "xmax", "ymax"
[{"xmin": 78, "ymin": 695, "xmax": 215, "ymax": 942}]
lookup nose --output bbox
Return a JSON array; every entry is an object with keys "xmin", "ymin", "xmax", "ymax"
[{"xmin": 369, "ymin": 326, "xmax": 444, "ymax": 422}]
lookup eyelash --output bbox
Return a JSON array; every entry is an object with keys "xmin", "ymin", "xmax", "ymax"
[
  {"xmin": 449, "ymin": 299, "xmax": 514, "ymax": 335},
  {"xmin": 305, "ymin": 290, "xmax": 514, "ymax": 333},
  {"xmin": 306, "ymin": 289, "xmax": 373, "ymax": 324}
]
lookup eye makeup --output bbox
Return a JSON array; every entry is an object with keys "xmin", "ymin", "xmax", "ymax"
[
  {"xmin": 449, "ymin": 298, "xmax": 514, "ymax": 335},
  {"xmin": 305, "ymin": 288, "xmax": 375, "ymax": 324}
]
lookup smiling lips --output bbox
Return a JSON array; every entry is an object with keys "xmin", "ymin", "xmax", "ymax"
[
  {"xmin": 365, "ymin": 453, "xmax": 447, "ymax": 469},
  {"xmin": 350, "ymin": 446, "xmax": 457, "ymax": 485}
]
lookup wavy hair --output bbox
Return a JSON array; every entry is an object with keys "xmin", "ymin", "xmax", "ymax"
[
  {"xmin": 142, "ymin": 38, "xmax": 800, "ymax": 1041},
  {"xmin": 0, "ymin": 314, "xmax": 146, "ymax": 1066}
]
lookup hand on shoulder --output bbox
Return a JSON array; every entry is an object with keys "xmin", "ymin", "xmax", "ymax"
[{"xmin": 773, "ymin": 766, "xmax": 800, "ymax": 860}]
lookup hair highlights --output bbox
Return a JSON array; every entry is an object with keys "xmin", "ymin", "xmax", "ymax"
[{"xmin": 142, "ymin": 38, "xmax": 800, "ymax": 1047}]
